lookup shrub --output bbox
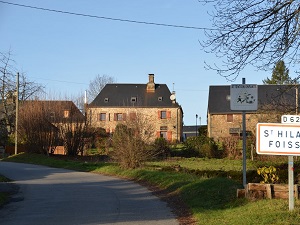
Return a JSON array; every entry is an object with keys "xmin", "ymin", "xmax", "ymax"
[
  {"xmin": 153, "ymin": 138, "xmax": 171, "ymax": 159},
  {"xmin": 219, "ymin": 136, "xmax": 241, "ymax": 159},
  {"xmin": 110, "ymin": 114, "xmax": 156, "ymax": 169},
  {"xmin": 184, "ymin": 136, "xmax": 222, "ymax": 158},
  {"xmin": 257, "ymin": 166, "xmax": 279, "ymax": 184}
]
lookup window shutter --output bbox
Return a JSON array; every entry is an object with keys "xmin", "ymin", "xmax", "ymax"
[
  {"xmin": 167, "ymin": 131, "xmax": 172, "ymax": 141},
  {"xmin": 123, "ymin": 113, "xmax": 127, "ymax": 121},
  {"xmin": 158, "ymin": 111, "xmax": 161, "ymax": 119},
  {"xmin": 156, "ymin": 131, "xmax": 160, "ymax": 138},
  {"xmin": 114, "ymin": 113, "xmax": 117, "ymax": 121},
  {"xmin": 130, "ymin": 112, "xmax": 136, "ymax": 120},
  {"xmin": 167, "ymin": 111, "xmax": 171, "ymax": 119}
]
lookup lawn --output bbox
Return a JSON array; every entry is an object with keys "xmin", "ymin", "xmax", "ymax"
[{"xmin": 1, "ymin": 153, "xmax": 299, "ymax": 225}]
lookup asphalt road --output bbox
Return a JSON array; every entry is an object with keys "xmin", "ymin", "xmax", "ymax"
[{"xmin": 0, "ymin": 162, "xmax": 178, "ymax": 225}]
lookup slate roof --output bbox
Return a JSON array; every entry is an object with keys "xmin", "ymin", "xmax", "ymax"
[
  {"xmin": 208, "ymin": 84, "xmax": 299, "ymax": 114},
  {"xmin": 89, "ymin": 83, "xmax": 179, "ymax": 108}
]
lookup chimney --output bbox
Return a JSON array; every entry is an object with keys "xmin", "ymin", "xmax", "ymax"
[{"xmin": 147, "ymin": 74, "xmax": 155, "ymax": 93}]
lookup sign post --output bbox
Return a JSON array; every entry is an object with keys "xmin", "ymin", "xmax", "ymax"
[
  {"xmin": 256, "ymin": 117, "xmax": 300, "ymax": 211},
  {"xmin": 281, "ymin": 115, "xmax": 300, "ymax": 211},
  {"xmin": 230, "ymin": 79, "xmax": 257, "ymax": 187}
]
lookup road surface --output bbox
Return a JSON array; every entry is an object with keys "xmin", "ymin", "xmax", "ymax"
[{"xmin": 0, "ymin": 162, "xmax": 178, "ymax": 225}]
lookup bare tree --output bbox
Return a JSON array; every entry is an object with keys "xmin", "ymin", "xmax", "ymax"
[
  {"xmin": 201, "ymin": 1, "xmax": 300, "ymax": 80},
  {"xmin": 110, "ymin": 113, "xmax": 161, "ymax": 169},
  {"xmin": 18, "ymin": 101, "xmax": 59, "ymax": 155},
  {"xmin": 87, "ymin": 74, "xmax": 115, "ymax": 103},
  {"xmin": 18, "ymin": 100, "xmax": 89, "ymax": 156},
  {"xmin": 55, "ymin": 102, "xmax": 87, "ymax": 156},
  {"xmin": 0, "ymin": 51, "xmax": 44, "ymax": 135}
]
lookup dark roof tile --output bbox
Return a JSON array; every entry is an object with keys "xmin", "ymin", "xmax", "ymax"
[
  {"xmin": 208, "ymin": 84, "xmax": 299, "ymax": 114},
  {"xmin": 89, "ymin": 83, "xmax": 179, "ymax": 108}
]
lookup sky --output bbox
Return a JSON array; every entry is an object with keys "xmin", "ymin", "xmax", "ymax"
[{"xmin": 0, "ymin": 0, "xmax": 273, "ymax": 125}]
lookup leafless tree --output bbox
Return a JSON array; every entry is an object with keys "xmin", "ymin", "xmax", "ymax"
[
  {"xmin": 201, "ymin": 0, "xmax": 300, "ymax": 80},
  {"xmin": 87, "ymin": 74, "xmax": 115, "ymax": 103},
  {"xmin": 110, "ymin": 113, "xmax": 162, "ymax": 169},
  {"xmin": 55, "ymin": 102, "xmax": 88, "ymax": 156},
  {"xmin": 0, "ymin": 51, "xmax": 44, "ymax": 135},
  {"xmin": 18, "ymin": 101, "xmax": 59, "ymax": 155}
]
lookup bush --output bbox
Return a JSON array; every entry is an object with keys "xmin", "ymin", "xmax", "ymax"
[
  {"xmin": 153, "ymin": 138, "xmax": 171, "ymax": 159},
  {"xmin": 110, "ymin": 121, "xmax": 156, "ymax": 169},
  {"xmin": 184, "ymin": 136, "xmax": 222, "ymax": 158},
  {"xmin": 257, "ymin": 166, "xmax": 279, "ymax": 184},
  {"xmin": 170, "ymin": 147, "xmax": 200, "ymax": 158},
  {"xmin": 219, "ymin": 136, "xmax": 241, "ymax": 159}
]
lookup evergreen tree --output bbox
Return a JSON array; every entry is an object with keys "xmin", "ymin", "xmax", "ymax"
[{"xmin": 263, "ymin": 60, "xmax": 291, "ymax": 84}]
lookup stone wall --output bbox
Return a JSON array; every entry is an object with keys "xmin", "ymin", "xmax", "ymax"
[
  {"xmin": 208, "ymin": 113, "xmax": 259, "ymax": 140},
  {"xmin": 87, "ymin": 107, "xmax": 182, "ymax": 142}
]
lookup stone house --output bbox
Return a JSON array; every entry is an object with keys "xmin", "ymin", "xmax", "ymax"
[
  {"xmin": 20, "ymin": 100, "xmax": 85, "ymax": 123},
  {"xmin": 207, "ymin": 84, "xmax": 299, "ymax": 140},
  {"xmin": 5, "ymin": 100, "xmax": 85, "ymax": 155},
  {"xmin": 87, "ymin": 74, "xmax": 183, "ymax": 142}
]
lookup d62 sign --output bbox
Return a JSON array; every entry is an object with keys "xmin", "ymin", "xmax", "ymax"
[{"xmin": 281, "ymin": 115, "xmax": 300, "ymax": 123}]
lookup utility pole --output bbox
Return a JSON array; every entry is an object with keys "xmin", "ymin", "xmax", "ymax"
[
  {"xmin": 15, "ymin": 72, "xmax": 19, "ymax": 155},
  {"xmin": 242, "ymin": 78, "xmax": 247, "ymax": 187},
  {"xmin": 195, "ymin": 114, "xmax": 198, "ymax": 136}
]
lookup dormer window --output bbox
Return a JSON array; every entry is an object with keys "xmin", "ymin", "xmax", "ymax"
[
  {"xmin": 104, "ymin": 98, "xmax": 109, "ymax": 103},
  {"xmin": 64, "ymin": 110, "xmax": 70, "ymax": 118},
  {"xmin": 158, "ymin": 97, "xmax": 163, "ymax": 101},
  {"xmin": 131, "ymin": 97, "xmax": 137, "ymax": 102},
  {"xmin": 50, "ymin": 112, "xmax": 55, "ymax": 121}
]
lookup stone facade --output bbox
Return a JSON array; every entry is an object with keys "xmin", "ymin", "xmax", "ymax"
[
  {"xmin": 87, "ymin": 74, "xmax": 183, "ymax": 142},
  {"xmin": 88, "ymin": 106, "xmax": 183, "ymax": 142},
  {"xmin": 207, "ymin": 84, "xmax": 299, "ymax": 141},
  {"xmin": 207, "ymin": 113, "xmax": 259, "ymax": 140}
]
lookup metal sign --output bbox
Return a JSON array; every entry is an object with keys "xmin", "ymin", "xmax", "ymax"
[
  {"xmin": 256, "ymin": 123, "xmax": 300, "ymax": 155},
  {"xmin": 230, "ymin": 84, "xmax": 258, "ymax": 111},
  {"xmin": 281, "ymin": 115, "xmax": 300, "ymax": 124}
]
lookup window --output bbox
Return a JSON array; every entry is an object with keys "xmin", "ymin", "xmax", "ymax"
[
  {"xmin": 227, "ymin": 114, "xmax": 233, "ymax": 122},
  {"xmin": 160, "ymin": 131, "xmax": 167, "ymax": 139},
  {"xmin": 104, "ymin": 98, "xmax": 109, "ymax": 103},
  {"xmin": 64, "ymin": 110, "xmax": 70, "ymax": 118},
  {"xmin": 129, "ymin": 112, "xmax": 136, "ymax": 120},
  {"xmin": 115, "ymin": 113, "xmax": 123, "ymax": 121},
  {"xmin": 160, "ymin": 126, "xmax": 167, "ymax": 131},
  {"xmin": 131, "ymin": 97, "xmax": 137, "ymax": 102},
  {"xmin": 159, "ymin": 126, "xmax": 168, "ymax": 139},
  {"xmin": 50, "ymin": 112, "xmax": 55, "ymax": 121},
  {"xmin": 158, "ymin": 97, "xmax": 163, "ymax": 101},
  {"xmin": 99, "ymin": 113, "xmax": 106, "ymax": 121},
  {"xmin": 158, "ymin": 110, "xmax": 171, "ymax": 119},
  {"xmin": 160, "ymin": 111, "xmax": 167, "ymax": 119}
]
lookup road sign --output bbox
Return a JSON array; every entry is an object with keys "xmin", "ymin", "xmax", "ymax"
[
  {"xmin": 281, "ymin": 115, "xmax": 300, "ymax": 123},
  {"xmin": 256, "ymin": 123, "xmax": 300, "ymax": 155},
  {"xmin": 230, "ymin": 84, "xmax": 258, "ymax": 111}
]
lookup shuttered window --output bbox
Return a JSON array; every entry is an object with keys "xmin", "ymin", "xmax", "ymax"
[
  {"xmin": 158, "ymin": 110, "xmax": 171, "ymax": 119},
  {"xmin": 227, "ymin": 114, "xmax": 233, "ymax": 122},
  {"xmin": 99, "ymin": 113, "xmax": 106, "ymax": 121}
]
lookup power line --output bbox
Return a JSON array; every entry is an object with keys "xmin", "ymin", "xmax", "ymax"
[
  {"xmin": 0, "ymin": 1, "xmax": 214, "ymax": 30},
  {"xmin": 28, "ymin": 76, "xmax": 88, "ymax": 85}
]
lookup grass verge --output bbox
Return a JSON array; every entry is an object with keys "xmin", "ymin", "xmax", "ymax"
[{"xmin": 1, "ymin": 153, "xmax": 300, "ymax": 225}]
